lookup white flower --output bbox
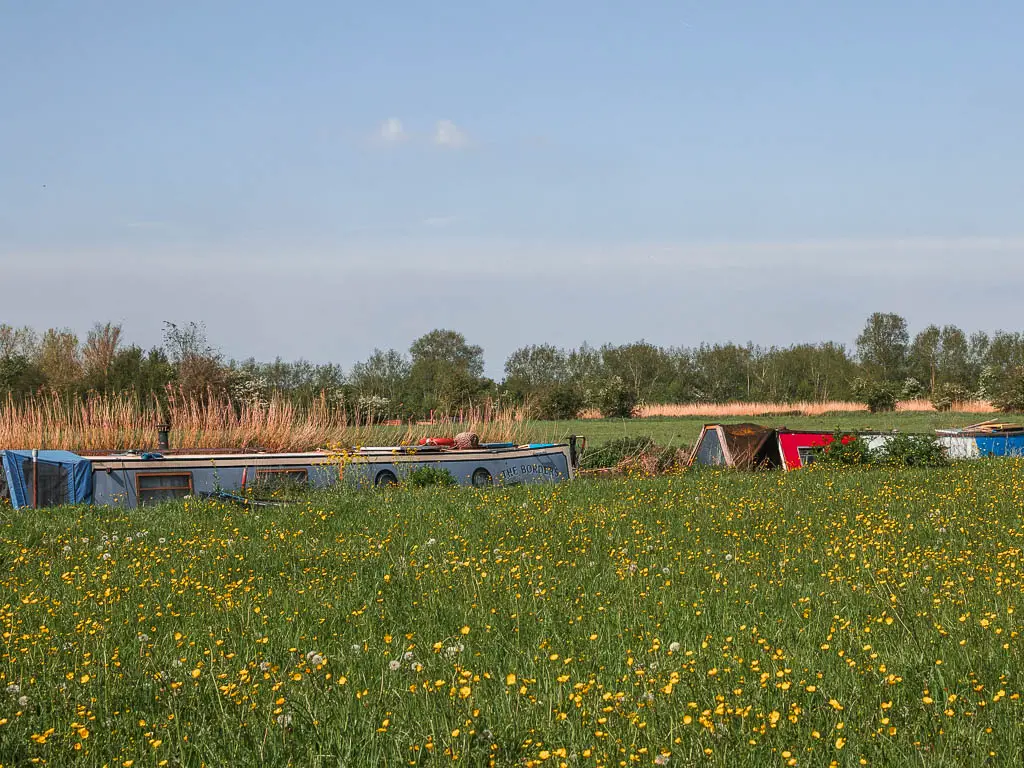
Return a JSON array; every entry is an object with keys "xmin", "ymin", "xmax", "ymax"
[
  {"xmin": 725, "ymin": 553, "xmax": 733, "ymax": 561},
  {"xmin": 259, "ymin": 661, "xmax": 271, "ymax": 672},
  {"xmin": 17, "ymin": 695, "xmax": 28, "ymax": 708},
  {"xmin": 6, "ymin": 683, "xmax": 20, "ymax": 694},
  {"xmin": 350, "ymin": 644, "xmax": 362, "ymax": 654},
  {"xmin": 668, "ymin": 642, "xmax": 681, "ymax": 653},
  {"xmin": 402, "ymin": 651, "xmax": 415, "ymax": 662},
  {"xmin": 102, "ymin": 552, "xmax": 111, "ymax": 561},
  {"xmin": 307, "ymin": 653, "xmax": 324, "ymax": 667},
  {"xmin": 276, "ymin": 713, "xmax": 292, "ymax": 727},
  {"xmin": 661, "ymin": 567, "xmax": 671, "ymax": 575},
  {"xmin": 158, "ymin": 537, "xmax": 167, "ymax": 544},
  {"xmin": 63, "ymin": 545, "xmax": 72, "ymax": 554},
  {"xmin": 426, "ymin": 538, "xmax": 437, "ymax": 546},
  {"xmin": 654, "ymin": 754, "xmax": 670, "ymax": 766},
  {"xmin": 137, "ymin": 633, "xmax": 150, "ymax": 643},
  {"xmin": 388, "ymin": 659, "xmax": 402, "ymax": 671}
]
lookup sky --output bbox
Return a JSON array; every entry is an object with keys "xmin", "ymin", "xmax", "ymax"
[{"xmin": 2, "ymin": 1, "xmax": 1023, "ymax": 377}]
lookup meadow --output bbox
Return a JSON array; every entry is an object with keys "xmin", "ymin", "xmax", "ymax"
[{"xmin": 2, "ymin": 461, "xmax": 1023, "ymax": 766}]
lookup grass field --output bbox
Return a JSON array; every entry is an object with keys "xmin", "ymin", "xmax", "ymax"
[
  {"xmin": 2, "ymin": 462, "xmax": 1023, "ymax": 766},
  {"xmin": 539, "ymin": 411, "xmax": 1012, "ymax": 454}
]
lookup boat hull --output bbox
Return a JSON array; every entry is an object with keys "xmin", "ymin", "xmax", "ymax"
[{"xmin": 85, "ymin": 444, "xmax": 574, "ymax": 508}]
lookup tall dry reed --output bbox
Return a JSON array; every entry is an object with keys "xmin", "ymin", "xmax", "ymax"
[
  {"xmin": 0, "ymin": 392, "xmax": 528, "ymax": 452},
  {"xmin": 579, "ymin": 398, "xmax": 997, "ymax": 419}
]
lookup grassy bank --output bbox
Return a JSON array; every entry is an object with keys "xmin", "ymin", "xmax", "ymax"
[{"xmin": 1, "ymin": 462, "xmax": 1023, "ymax": 765}]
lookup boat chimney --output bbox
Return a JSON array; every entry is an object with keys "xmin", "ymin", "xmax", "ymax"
[{"xmin": 157, "ymin": 424, "xmax": 170, "ymax": 451}]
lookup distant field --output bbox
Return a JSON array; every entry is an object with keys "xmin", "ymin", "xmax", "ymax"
[{"xmin": 534, "ymin": 411, "xmax": 1015, "ymax": 451}]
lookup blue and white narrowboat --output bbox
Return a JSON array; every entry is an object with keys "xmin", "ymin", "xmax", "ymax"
[{"xmin": 0, "ymin": 438, "xmax": 582, "ymax": 509}]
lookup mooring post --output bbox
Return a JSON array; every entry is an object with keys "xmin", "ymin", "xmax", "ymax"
[{"xmin": 31, "ymin": 448, "xmax": 39, "ymax": 509}]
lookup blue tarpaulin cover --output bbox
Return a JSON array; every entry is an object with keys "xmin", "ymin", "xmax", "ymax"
[{"xmin": 1, "ymin": 450, "xmax": 93, "ymax": 509}]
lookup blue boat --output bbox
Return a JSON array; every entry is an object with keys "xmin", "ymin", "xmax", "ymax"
[{"xmin": 0, "ymin": 439, "xmax": 582, "ymax": 509}]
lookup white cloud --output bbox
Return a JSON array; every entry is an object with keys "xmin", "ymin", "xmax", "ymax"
[
  {"xmin": 433, "ymin": 119, "xmax": 467, "ymax": 148},
  {"xmin": 377, "ymin": 118, "xmax": 406, "ymax": 143}
]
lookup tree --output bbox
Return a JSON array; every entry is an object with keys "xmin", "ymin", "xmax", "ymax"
[
  {"xmin": 35, "ymin": 328, "xmax": 83, "ymax": 391},
  {"xmin": 601, "ymin": 342, "xmax": 676, "ymax": 403},
  {"xmin": 503, "ymin": 344, "xmax": 568, "ymax": 401},
  {"xmin": 82, "ymin": 322, "xmax": 123, "ymax": 390},
  {"xmin": 908, "ymin": 325, "xmax": 941, "ymax": 392},
  {"xmin": 856, "ymin": 313, "xmax": 909, "ymax": 382},
  {"xmin": 693, "ymin": 343, "xmax": 755, "ymax": 402},
  {"xmin": 0, "ymin": 325, "xmax": 39, "ymax": 360},
  {"xmin": 350, "ymin": 348, "xmax": 411, "ymax": 404},
  {"xmin": 0, "ymin": 354, "xmax": 44, "ymax": 397},
  {"xmin": 163, "ymin": 321, "xmax": 226, "ymax": 399},
  {"xmin": 565, "ymin": 344, "xmax": 604, "ymax": 395},
  {"xmin": 407, "ymin": 330, "xmax": 487, "ymax": 414},
  {"xmin": 755, "ymin": 343, "xmax": 856, "ymax": 401},
  {"xmin": 106, "ymin": 345, "xmax": 175, "ymax": 399},
  {"xmin": 937, "ymin": 325, "xmax": 972, "ymax": 389}
]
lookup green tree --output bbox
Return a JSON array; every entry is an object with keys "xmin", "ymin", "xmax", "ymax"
[
  {"xmin": 755, "ymin": 343, "xmax": 856, "ymax": 401},
  {"xmin": 856, "ymin": 312, "xmax": 909, "ymax": 382},
  {"xmin": 693, "ymin": 343, "xmax": 755, "ymax": 401},
  {"xmin": 163, "ymin": 321, "xmax": 226, "ymax": 399},
  {"xmin": 407, "ymin": 330, "xmax": 487, "ymax": 414},
  {"xmin": 502, "ymin": 344, "xmax": 568, "ymax": 401},
  {"xmin": 36, "ymin": 328, "xmax": 83, "ymax": 391},
  {"xmin": 600, "ymin": 342, "xmax": 676, "ymax": 403},
  {"xmin": 937, "ymin": 325, "xmax": 972, "ymax": 389},
  {"xmin": 0, "ymin": 354, "xmax": 44, "ymax": 397},
  {"xmin": 908, "ymin": 324, "xmax": 941, "ymax": 392}
]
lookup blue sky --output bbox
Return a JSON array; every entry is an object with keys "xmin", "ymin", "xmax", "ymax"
[{"xmin": 2, "ymin": 1, "xmax": 1022, "ymax": 375}]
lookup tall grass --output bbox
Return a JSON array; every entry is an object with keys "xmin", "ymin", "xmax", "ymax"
[
  {"xmin": 581, "ymin": 398, "xmax": 998, "ymax": 419},
  {"xmin": 0, "ymin": 392, "xmax": 528, "ymax": 452}
]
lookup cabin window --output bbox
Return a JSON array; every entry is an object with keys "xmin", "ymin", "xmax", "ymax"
[
  {"xmin": 253, "ymin": 468, "xmax": 309, "ymax": 491},
  {"xmin": 136, "ymin": 472, "xmax": 192, "ymax": 505},
  {"xmin": 797, "ymin": 446, "xmax": 818, "ymax": 466},
  {"xmin": 20, "ymin": 459, "xmax": 69, "ymax": 507},
  {"xmin": 254, "ymin": 468, "xmax": 308, "ymax": 483}
]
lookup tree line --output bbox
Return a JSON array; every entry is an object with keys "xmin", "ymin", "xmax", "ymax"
[{"xmin": 2, "ymin": 313, "xmax": 1024, "ymax": 419}]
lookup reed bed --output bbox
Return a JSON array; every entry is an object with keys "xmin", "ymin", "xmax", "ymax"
[
  {"xmin": 0, "ymin": 392, "xmax": 528, "ymax": 452},
  {"xmin": 580, "ymin": 398, "xmax": 997, "ymax": 419}
]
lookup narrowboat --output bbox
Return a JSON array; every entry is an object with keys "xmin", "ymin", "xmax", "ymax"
[
  {"xmin": 689, "ymin": 419, "xmax": 1024, "ymax": 471},
  {"xmin": 0, "ymin": 437, "xmax": 583, "ymax": 510}
]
